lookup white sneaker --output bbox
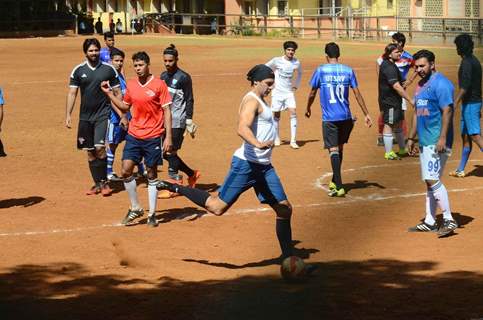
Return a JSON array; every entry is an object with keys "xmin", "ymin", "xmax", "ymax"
[
  {"xmin": 290, "ymin": 141, "xmax": 300, "ymax": 149},
  {"xmin": 274, "ymin": 137, "xmax": 281, "ymax": 146}
]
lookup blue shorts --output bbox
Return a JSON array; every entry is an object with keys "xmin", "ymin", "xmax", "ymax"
[
  {"xmin": 461, "ymin": 102, "xmax": 482, "ymax": 135},
  {"xmin": 122, "ymin": 134, "xmax": 162, "ymax": 168},
  {"xmin": 106, "ymin": 121, "xmax": 127, "ymax": 145},
  {"xmin": 218, "ymin": 156, "xmax": 288, "ymax": 206}
]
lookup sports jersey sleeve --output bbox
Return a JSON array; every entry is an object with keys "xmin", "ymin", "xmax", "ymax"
[
  {"xmin": 294, "ymin": 61, "xmax": 302, "ymax": 89},
  {"xmin": 69, "ymin": 67, "xmax": 81, "ymax": 88},
  {"xmin": 265, "ymin": 57, "xmax": 277, "ymax": 70},
  {"xmin": 158, "ymin": 81, "xmax": 172, "ymax": 108},
  {"xmin": 459, "ymin": 59, "xmax": 473, "ymax": 90},
  {"xmin": 183, "ymin": 74, "xmax": 194, "ymax": 119},
  {"xmin": 436, "ymin": 78, "xmax": 454, "ymax": 110},
  {"xmin": 381, "ymin": 63, "xmax": 400, "ymax": 86},
  {"xmin": 309, "ymin": 68, "xmax": 321, "ymax": 89},
  {"xmin": 350, "ymin": 69, "xmax": 358, "ymax": 88},
  {"xmin": 376, "ymin": 56, "xmax": 383, "ymax": 66}
]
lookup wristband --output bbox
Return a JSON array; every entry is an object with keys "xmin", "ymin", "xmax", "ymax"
[{"xmin": 186, "ymin": 119, "xmax": 193, "ymax": 125}]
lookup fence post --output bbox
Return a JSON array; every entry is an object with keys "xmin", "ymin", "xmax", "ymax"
[
  {"xmin": 442, "ymin": 18, "xmax": 446, "ymax": 43},
  {"xmin": 317, "ymin": 16, "xmax": 321, "ymax": 39},
  {"xmin": 408, "ymin": 18, "xmax": 412, "ymax": 41},
  {"xmin": 263, "ymin": 15, "xmax": 268, "ymax": 35},
  {"xmin": 193, "ymin": 16, "xmax": 197, "ymax": 35},
  {"xmin": 479, "ymin": 19, "xmax": 482, "ymax": 46},
  {"xmin": 376, "ymin": 16, "xmax": 380, "ymax": 41}
]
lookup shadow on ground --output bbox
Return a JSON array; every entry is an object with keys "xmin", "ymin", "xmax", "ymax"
[
  {"xmin": 1, "ymin": 258, "xmax": 483, "ymax": 320},
  {"xmin": 467, "ymin": 165, "xmax": 483, "ymax": 177},
  {"xmin": 0, "ymin": 196, "xmax": 45, "ymax": 209}
]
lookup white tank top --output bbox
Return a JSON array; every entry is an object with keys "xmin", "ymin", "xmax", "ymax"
[{"xmin": 233, "ymin": 92, "xmax": 276, "ymax": 164}]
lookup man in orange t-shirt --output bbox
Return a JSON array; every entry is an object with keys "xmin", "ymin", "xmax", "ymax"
[{"xmin": 102, "ymin": 51, "xmax": 172, "ymax": 227}]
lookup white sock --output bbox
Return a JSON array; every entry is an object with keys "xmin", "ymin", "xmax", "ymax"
[
  {"xmin": 148, "ymin": 179, "xmax": 158, "ymax": 216},
  {"xmin": 274, "ymin": 117, "xmax": 280, "ymax": 140},
  {"xmin": 290, "ymin": 114, "xmax": 297, "ymax": 142},
  {"xmin": 424, "ymin": 189, "xmax": 437, "ymax": 225},
  {"xmin": 394, "ymin": 128, "xmax": 406, "ymax": 150},
  {"xmin": 431, "ymin": 181, "xmax": 453, "ymax": 220},
  {"xmin": 123, "ymin": 177, "xmax": 141, "ymax": 210},
  {"xmin": 383, "ymin": 133, "xmax": 393, "ymax": 154}
]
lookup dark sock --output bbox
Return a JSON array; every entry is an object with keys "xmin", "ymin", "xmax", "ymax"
[
  {"xmin": 88, "ymin": 159, "xmax": 99, "ymax": 185},
  {"xmin": 330, "ymin": 151, "xmax": 342, "ymax": 189},
  {"xmin": 178, "ymin": 156, "xmax": 194, "ymax": 177},
  {"xmin": 164, "ymin": 154, "xmax": 180, "ymax": 179},
  {"xmin": 0, "ymin": 139, "xmax": 6, "ymax": 156},
  {"xmin": 172, "ymin": 184, "xmax": 210, "ymax": 207},
  {"xmin": 276, "ymin": 218, "xmax": 293, "ymax": 258},
  {"xmin": 96, "ymin": 158, "xmax": 108, "ymax": 182}
]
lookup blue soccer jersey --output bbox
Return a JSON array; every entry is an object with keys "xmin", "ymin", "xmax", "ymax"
[
  {"xmin": 109, "ymin": 73, "xmax": 127, "ymax": 124},
  {"xmin": 414, "ymin": 72, "xmax": 454, "ymax": 147},
  {"xmin": 100, "ymin": 47, "xmax": 111, "ymax": 63},
  {"xmin": 310, "ymin": 63, "xmax": 358, "ymax": 121},
  {"xmin": 0, "ymin": 87, "xmax": 4, "ymax": 105}
]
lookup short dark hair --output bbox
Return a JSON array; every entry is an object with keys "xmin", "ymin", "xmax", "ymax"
[
  {"xmin": 110, "ymin": 48, "xmax": 125, "ymax": 59},
  {"xmin": 391, "ymin": 32, "xmax": 406, "ymax": 47},
  {"xmin": 454, "ymin": 33, "xmax": 473, "ymax": 56},
  {"xmin": 283, "ymin": 41, "xmax": 298, "ymax": 50},
  {"xmin": 382, "ymin": 43, "xmax": 400, "ymax": 60},
  {"xmin": 413, "ymin": 49, "xmax": 435, "ymax": 63},
  {"xmin": 104, "ymin": 31, "xmax": 114, "ymax": 40},
  {"xmin": 132, "ymin": 51, "xmax": 150, "ymax": 64},
  {"xmin": 163, "ymin": 44, "xmax": 178, "ymax": 57},
  {"xmin": 83, "ymin": 38, "xmax": 101, "ymax": 53},
  {"xmin": 325, "ymin": 42, "xmax": 340, "ymax": 58}
]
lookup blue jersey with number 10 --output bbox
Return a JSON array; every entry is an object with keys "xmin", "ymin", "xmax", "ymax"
[{"xmin": 310, "ymin": 63, "xmax": 358, "ymax": 121}]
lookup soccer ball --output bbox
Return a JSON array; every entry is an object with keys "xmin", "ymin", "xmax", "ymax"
[{"xmin": 280, "ymin": 256, "xmax": 305, "ymax": 280}]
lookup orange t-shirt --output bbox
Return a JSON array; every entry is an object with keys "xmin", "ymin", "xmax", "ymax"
[{"xmin": 123, "ymin": 76, "xmax": 172, "ymax": 139}]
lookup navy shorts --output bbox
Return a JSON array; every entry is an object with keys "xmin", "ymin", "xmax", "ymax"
[
  {"xmin": 106, "ymin": 121, "xmax": 127, "ymax": 145},
  {"xmin": 218, "ymin": 156, "xmax": 288, "ymax": 206},
  {"xmin": 122, "ymin": 134, "xmax": 163, "ymax": 167}
]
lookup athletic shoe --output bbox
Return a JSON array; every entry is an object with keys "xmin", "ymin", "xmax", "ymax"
[
  {"xmin": 157, "ymin": 179, "xmax": 180, "ymax": 199},
  {"xmin": 449, "ymin": 170, "xmax": 465, "ymax": 178},
  {"xmin": 408, "ymin": 221, "xmax": 438, "ymax": 232},
  {"xmin": 328, "ymin": 187, "xmax": 345, "ymax": 197},
  {"xmin": 437, "ymin": 219, "xmax": 458, "ymax": 237},
  {"xmin": 107, "ymin": 173, "xmax": 123, "ymax": 182},
  {"xmin": 121, "ymin": 208, "xmax": 144, "ymax": 225},
  {"xmin": 328, "ymin": 181, "xmax": 336, "ymax": 191},
  {"xmin": 384, "ymin": 151, "xmax": 401, "ymax": 160},
  {"xmin": 377, "ymin": 136, "xmax": 384, "ymax": 146},
  {"xmin": 100, "ymin": 182, "xmax": 112, "ymax": 197},
  {"xmin": 290, "ymin": 141, "xmax": 300, "ymax": 149},
  {"xmin": 397, "ymin": 149, "xmax": 408, "ymax": 157},
  {"xmin": 188, "ymin": 170, "xmax": 201, "ymax": 188},
  {"xmin": 147, "ymin": 214, "xmax": 159, "ymax": 227},
  {"xmin": 274, "ymin": 137, "xmax": 281, "ymax": 146},
  {"xmin": 86, "ymin": 185, "xmax": 101, "ymax": 195}
]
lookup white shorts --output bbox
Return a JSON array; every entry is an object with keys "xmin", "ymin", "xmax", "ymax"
[
  {"xmin": 271, "ymin": 94, "xmax": 296, "ymax": 112},
  {"xmin": 419, "ymin": 145, "xmax": 450, "ymax": 181}
]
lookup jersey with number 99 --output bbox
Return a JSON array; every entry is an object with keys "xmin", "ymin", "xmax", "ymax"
[{"xmin": 310, "ymin": 63, "xmax": 358, "ymax": 122}]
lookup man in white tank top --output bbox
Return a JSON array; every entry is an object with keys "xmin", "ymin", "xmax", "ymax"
[
  {"xmin": 266, "ymin": 41, "xmax": 302, "ymax": 149},
  {"xmin": 157, "ymin": 65, "xmax": 315, "ymax": 275}
]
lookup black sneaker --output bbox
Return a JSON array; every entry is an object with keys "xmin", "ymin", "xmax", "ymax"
[
  {"xmin": 408, "ymin": 221, "xmax": 438, "ymax": 232},
  {"xmin": 156, "ymin": 180, "xmax": 178, "ymax": 193},
  {"xmin": 121, "ymin": 208, "xmax": 144, "ymax": 225},
  {"xmin": 437, "ymin": 219, "xmax": 458, "ymax": 237},
  {"xmin": 147, "ymin": 214, "xmax": 158, "ymax": 227}
]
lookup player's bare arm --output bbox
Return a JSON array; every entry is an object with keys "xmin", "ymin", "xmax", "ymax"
[
  {"xmin": 65, "ymin": 86, "xmax": 78, "ymax": 128},
  {"xmin": 351, "ymin": 87, "xmax": 373, "ymax": 127},
  {"xmin": 238, "ymin": 96, "xmax": 272, "ymax": 149},
  {"xmin": 162, "ymin": 103, "xmax": 173, "ymax": 153},
  {"xmin": 454, "ymin": 87, "xmax": 466, "ymax": 108},
  {"xmin": 100, "ymin": 81, "xmax": 130, "ymax": 112},
  {"xmin": 305, "ymin": 88, "xmax": 318, "ymax": 118},
  {"xmin": 293, "ymin": 65, "xmax": 302, "ymax": 91},
  {"xmin": 407, "ymin": 106, "xmax": 418, "ymax": 155},
  {"xmin": 437, "ymin": 106, "xmax": 452, "ymax": 153},
  {"xmin": 392, "ymin": 81, "xmax": 414, "ymax": 107},
  {"xmin": 403, "ymin": 71, "xmax": 418, "ymax": 89}
]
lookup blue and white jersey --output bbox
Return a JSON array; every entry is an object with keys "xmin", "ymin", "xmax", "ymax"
[
  {"xmin": 100, "ymin": 47, "xmax": 111, "ymax": 63},
  {"xmin": 0, "ymin": 87, "xmax": 4, "ymax": 105},
  {"xmin": 109, "ymin": 73, "xmax": 127, "ymax": 124},
  {"xmin": 377, "ymin": 50, "xmax": 414, "ymax": 81},
  {"xmin": 414, "ymin": 72, "xmax": 454, "ymax": 147},
  {"xmin": 309, "ymin": 63, "xmax": 358, "ymax": 122}
]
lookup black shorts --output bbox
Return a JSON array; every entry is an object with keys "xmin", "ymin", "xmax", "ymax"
[
  {"xmin": 382, "ymin": 105, "xmax": 404, "ymax": 125},
  {"xmin": 322, "ymin": 119, "xmax": 354, "ymax": 149},
  {"xmin": 77, "ymin": 119, "xmax": 108, "ymax": 150},
  {"xmin": 171, "ymin": 128, "xmax": 186, "ymax": 151}
]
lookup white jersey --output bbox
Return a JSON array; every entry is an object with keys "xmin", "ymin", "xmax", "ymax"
[
  {"xmin": 234, "ymin": 92, "xmax": 276, "ymax": 165},
  {"xmin": 266, "ymin": 56, "xmax": 302, "ymax": 96}
]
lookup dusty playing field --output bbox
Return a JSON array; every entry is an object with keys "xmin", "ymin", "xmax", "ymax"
[{"xmin": 0, "ymin": 35, "xmax": 482, "ymax": 320}]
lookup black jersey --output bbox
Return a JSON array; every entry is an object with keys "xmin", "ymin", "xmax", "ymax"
[
  {"xmin": 69, "ymin": 61, "xmax": 120, "ymax": 121},
  {"xmin": 458, "ymin": 54, "xmax": 482, "ymax": 103},
  {"xmin": 378, "ymin": 59, "xmax": 403, "ymax": 109},
  {"xmin": 160, "ymin": 68, "xmax": 194, "ymax": 128}
]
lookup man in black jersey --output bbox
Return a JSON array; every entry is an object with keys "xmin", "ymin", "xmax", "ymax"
[
  {"xmin": 65, "ymin": 38, "xmax": 120, "ymax": 196},
  {"xmin": 159, "ymin": 44, "xmax": 200, "ymax": 198}
]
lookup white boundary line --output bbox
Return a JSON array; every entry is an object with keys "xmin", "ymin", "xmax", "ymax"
[{"xmin": 1, "ymin": 160, "xmax": 481, "ymax": 237}]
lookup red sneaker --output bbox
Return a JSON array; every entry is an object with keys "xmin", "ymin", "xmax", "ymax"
[
  {"xmin": 86, "ymin": 185, "xmax": 100, "ymax": 195},
  {"xmin": 188, "ymin": 170, "xmax": 201, "ymax": 188},
  {"xmin": 101, "ymin": 182, "xmax": 112, "ymax": 197}
]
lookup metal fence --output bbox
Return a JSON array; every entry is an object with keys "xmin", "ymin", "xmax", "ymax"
[{"xmin": 144, "ymin": 12, "xmax": 483, "ymax": 44}]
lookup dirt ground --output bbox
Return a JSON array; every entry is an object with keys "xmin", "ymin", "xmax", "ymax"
[{"xmin": 0, "ymin": 35, "xmax": 482, "ymax": 320}]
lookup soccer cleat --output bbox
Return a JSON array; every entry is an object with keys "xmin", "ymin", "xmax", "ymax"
[
  {"xmin": 328, "ymin": 187, "xmax": 345, "ymax": 197},
  {"xmin": 437, "ymin": 219, "xmax": 458, "ymax": 237},
  {"xmin": 100, "ymin": 182, "xmax": 112, "ymax": 197},
  {"xmin": 158, "ymin": 178, "xmax": 182, "ymax": 199},
  {"xmin": 107, "ymin": 173, "xmax": 123, "ymax": 182},
  {"xmin": 86, "ymin": 185, "xmax": 101, "ymax": 195},
  {"xmin": 328, "ymin": 181, "xmax": 337, "ymax": 191},
  {"xmin": 377, "ymin": 136, "xmax": 384, "ymax": 146},
  {"xmin": 449, "ymin": 170, "xmax": 465, "ymax": 178},
  {"xmin": 147, "ymin": 214, "xmax": 159, "ymax": 227},
  {"xmin": 290, "ymin": 141, "xmax": 300, "ymax": 149},
  {"xmin": 397, "ymin": 149, "xmax": 408, "ymax": 157},
  {"xmin": 121, "ymin": 208, "xmax": 144, "ymax": 225},
  {"xmin": 274, "ymin": 137, "xmax": 281, "ymax": 146},
  {"xmin": 188, "ymin": 170, "xmax": 201, "ymax": 188},
  {"xmin": 408, "ymin": 221, "xmax": 438, "ymax": 232},
  {"xmin": 384, "ymin": 151, "xmax": 401, "ymax": 160}
]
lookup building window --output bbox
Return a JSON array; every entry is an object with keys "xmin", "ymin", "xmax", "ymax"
[
  {"xmin": 387, "ymin": 0, "xmax": 394, "ymax": 9},
  {"xmin": 278, "ymin": 1, "xmax": 288, "ymax": 16}
]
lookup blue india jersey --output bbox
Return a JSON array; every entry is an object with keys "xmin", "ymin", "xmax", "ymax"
[
  {"xmin": 309, "ymin": 63, "xmax": 358, "ymax": 121},
  {"xmin": 0, "ymin": 87, "xmax": 4, "ymax": 105},
  {"xmin": 109, "ymin": 73, "xmax": 127, "ymax": 124},
  {"xmin": 100, "ymin": 47, "xmax": 111, "ymax": 63},
  {"xmin": 414, "ymin": 72, "xmax": 454, "ymax": 147}
]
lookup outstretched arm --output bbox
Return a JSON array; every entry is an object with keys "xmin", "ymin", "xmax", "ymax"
[
  {"xmin": 352, "ymin": 87, "xmax": 372, "ymax": 127},
  {"xmin": 65, "ymin": 86, "xmax": 78, "ymax": 128},
  {"xmin": 305, "ymin": 88, "xmax": 318, "ymax": 118}
]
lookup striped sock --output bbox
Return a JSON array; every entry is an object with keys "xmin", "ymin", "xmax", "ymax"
[
  {"xmin": 107, "ymin": 146, "xmax": 115, "ymax": 175},
  {"xmin": 456, "ymin": 146, "xmax": 471, "ymax": 172}
]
